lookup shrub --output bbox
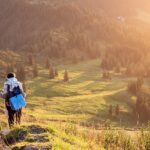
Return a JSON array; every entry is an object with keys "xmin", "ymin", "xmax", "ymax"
[
  {"xmin": 33, "ymin": 64, "xmax": 38, "ymax": 77},
  {"xmin": 49, "ymin": 67, "xmax": 55, "ymax": 79},
  {"xmin": 64, "ymin": 70, "xmax": 69, "ymax": 82},
  {"xmin": 102, "ymin": 72, "xmax": 111, "ymax": 80},
  {"xmin": 16, "ymin": 65, "xmax": 26, "ymax": 81},
  {"xmin": 64, "ymin": 124, "xmax": 78, "ymax": 135},
  {"xmin": 4, "ymin": 127, "xmax": 28, "ymax": 145},
  {"xmin": 55, "ymin": 68, "xmax": 58, "ymax": 77},
  {"xmin": 128, "ymin": 78, "xmax": 144, "ymax": 94},
  {"xmin": 115, "ymin": 104, "xmax": 120, "ymax": 116}
]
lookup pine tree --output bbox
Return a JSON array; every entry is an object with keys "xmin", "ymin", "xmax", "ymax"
[
  {"xmin": 128, "ymin": 78, "xmax": 144, "ymax": 94},
  {"xmin": 55, "ymin": 68, "xmax": 58, "ymax": 77},
  {"xmin": 49, "ymin": 66, "xmax": 55, "ymax": 79},
  {"xmin": 49, "ymin": 63, "xmax": 53, "ymax": 71},
  {"xmin": 125, "ymin": 66, "xmax": 132, "ymax": 76},
  {"xmin": 64, "ymin": 70, "xmax": 69, "ymax": 82},
  {"xmin": 80, "ymin": 55, "xmax": 84, "ymax": 61},
  {"xmin": 17, "ymin": 65, "xmax": 26, "ymax": 81},
  {"xmin": 115, "ymin": 104, "xmax": 120, "ymax": 116},
  {"xmin": 102, "ymin": 72, "xmax": 107, "ymax": 79},
  {"xmin": 137, "ymin": 78, "xmax": 144, "ymax": 89},
  {"xmin": 33, "ymin": 64, "xmax": 38, "ymax": 77},
  {"xmin": 72, "ymin": 55, "xmax": 78, "ymax": 64},
  {"xmin": 115, "ymin": 64, "xmax": 120, "ymax": 73},
  {"xmin": 28, "ymin": 54, "xmax": 34, "ymax": 66},
  {"xmin": 109, "ymin": 105, "xmax": 113, "ymax": 116},
  {"xmin": 102, "ymin": 72, "xmax": 111, "ymax": 80},
  {"xmin": 45, "ymin": 58, "xmax": 50, "ymax": 69}
]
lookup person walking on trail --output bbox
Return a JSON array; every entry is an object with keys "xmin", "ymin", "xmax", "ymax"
[{"xmin": 1, "ymin": 73, "xmax": 26, "ymax": 128}]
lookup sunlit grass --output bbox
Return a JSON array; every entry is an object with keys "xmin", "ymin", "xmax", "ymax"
[
  {"xmin": 0, "ymin": 59, "xmax": 135, "ymax": 129},
  {"xmin": 20, "ymin": 59, "xmax": 134, "ymax": 127}
]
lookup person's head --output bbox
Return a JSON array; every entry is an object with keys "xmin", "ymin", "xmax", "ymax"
[{"xmin": 7, "ymin": 73, "xmax": 16, "ymax": 79}]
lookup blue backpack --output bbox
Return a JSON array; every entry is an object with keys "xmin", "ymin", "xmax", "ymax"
[{"xmin": 8, "ymin": 85, "xmax": 26, "ymax": 111}]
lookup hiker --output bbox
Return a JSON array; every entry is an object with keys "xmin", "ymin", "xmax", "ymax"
[{"xmin": 1, "ymin": 73, "xmax": 26, "ymax": 128}]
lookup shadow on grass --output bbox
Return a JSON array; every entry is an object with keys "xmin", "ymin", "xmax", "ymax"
[
  {"xmin": 28, "ymin": 76, "xmax": 81, "ymax": 98},
  {"xmin": 86, "ymin": 90, "xmax": 136, "ymax": 127}
]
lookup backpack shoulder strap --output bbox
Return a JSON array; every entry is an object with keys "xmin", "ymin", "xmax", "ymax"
[
  {"xmin": 7, "ymin": 84, "xmax": 10, "ymax": 93},
  {"xmin": 5, "ymin": 84, "xmax": 10, "ymax": 103}
]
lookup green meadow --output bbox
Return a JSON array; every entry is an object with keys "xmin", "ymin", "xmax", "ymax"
[
  {"xmin": 0, "ymin": 59, "xmax": 135, "ymax": 127},
  {"xmin": 0, "ymin": 59, "xmax": 150, "ymax": 150},
  {"xmin": 26, "ymin": 59, "xmax": 135, "ymax": 126}
]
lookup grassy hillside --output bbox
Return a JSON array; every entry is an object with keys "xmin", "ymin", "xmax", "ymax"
[
  {"xmin": 0, "ymin": 59, "xmax": 135, "ymax": 127},
  {"xmin": 0, "ymin": 59, "xmax": 149, "ymax": 149},
  {"xmin": 1, "ymin": 122, "xmax": 149, "ymax": 150},
  {"xmin": 0, "ymin": 0, "xmax": 150, "ymax": 57},
  {"xmin": 0, "ymin": 1, "xmax": 150, "ymax": 149}
]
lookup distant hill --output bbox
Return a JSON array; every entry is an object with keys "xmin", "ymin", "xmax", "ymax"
[
  {"xmin": 0, "ymin": 0, "xmax": 150, "ymax": 60},
  {"xmin": 0, "ymin": 0, "xmax": 102, "ymax": 51},
  {"xmin": 0, "ymin": 0, "xmax": 124, "ymax": 56},
  {"xmin": 0, "ymin": 0, "xmax": 86, "ymax": 50},
  {"xmin": 25, "ymin": 0, "xmax": 150, "ymax": 16},
  {"xmin": 0, "ymin": 0, "xmax": 148, "ymax": 48}
]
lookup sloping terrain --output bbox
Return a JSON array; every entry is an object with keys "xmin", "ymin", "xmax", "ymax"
[
  {"xmin": 0, "ymin": 57, "xmax": 149, "ymax": 150},
  {"xmin": 0, "ymin": 0, "xmax": 149, "ymax": 54},
  {"xmin": 2, "ymin": 123, "xmax": 150, "ymax": 150},
  {"xmin": 0, "ymin": 59, "xmax": 134, "ymax": 128},
  {"xmin": 0, "ymin": 1, "xmax": 150, "ymax": 149}
]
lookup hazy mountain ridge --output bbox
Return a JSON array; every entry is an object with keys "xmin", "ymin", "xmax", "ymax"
[
  {"xmin": 0, "ymin": 0, "xmax": 150, "ymax": 54},
  {"xmin": 0, "ymin": 0, "xmax": 124, "ymax": 52},
  {"xmin": 25, "ymin": 0, "xmax": 150, "ymax": 16},
  {"xmin": 0, "ymin": 0, "xmax": 86, "ymax": 50},
  {"xmin": 0, "ymin": 1, "xmax": 150, "ymax": 149}
]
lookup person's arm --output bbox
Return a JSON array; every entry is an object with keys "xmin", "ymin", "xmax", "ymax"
[
  {"xmin": 0, "ymin": 91, "xmax": 3, "ymax": 98},
  {"xmin": 1, "ymin": 83, "xmax": 10, "ymax": 106},
  {"xmin": 18, "ymin": 82, "xmax": 26, "ymax": 97},
  {"xmin": 0, "ymin": 83, "xmax": 8, "ymax": 99},
  {"xmin": 3, "ymin": 83, "xmax": 8, "ymax": 94}
]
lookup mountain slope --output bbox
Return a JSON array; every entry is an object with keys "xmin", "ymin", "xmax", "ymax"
[
  {"xmin": 1, "ymin": 0, "xmax": 149, "ymax": 52},
  {"xmin": 0, "ymin": 0, "xmax": 86, "ymax": 50},
  {"xmin": 0, "ymin": 0, "xmax": 127, "ymax": 59}
]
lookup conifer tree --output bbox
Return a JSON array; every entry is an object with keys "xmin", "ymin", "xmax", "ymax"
[
  {"xmin": 115, "ymin": 104, "xmax": 120, "ymax": 116},
  {"xmin": 49, "ymin": 66, "xmax": 55, "ymax": 79},
  {"xmin": 128, "ymin": 78, "xmax": 144, "ymax": 94},
  {"xmin": 72, "ymin": 55, "xmax": 78, "ymax": 64},
  {"xmin": 49, "ymin": 63, "xmax": 53, "ymax": 71},
  {"xmin": 16, "ymin": 65, "xmax": 26, "ymax": 81},
  {"xmin": 137, "ymin": 78, "xmax": 144, "ymax": 89},
  {"xmin": 102, "ymin": 72, "xmax": 106, "ymax": 79},
  {"xmin": 80, "ymin": 55, "xmax": 84, "ymax": 61},
  {"xmin": 109, "ymin": 105, "xmax": 113, "ymax": 116},
  {"xmin": 102, "ymin": 72, "xmax": 111, "ymax": 80},
  {"xmin": 115, "ymin": 64, "xmax": 120, "ymax": 73},
  {"xmin": 64, "ymin": 70, "xmax": 69, "ymax": 82},
  {"xmin": 45, "ymin": 58, "xmax": 50, "ymax": 69},
  {"xmin": 28, "ymin": 54, "xmax": 34, "ymax": 66},
  {"xmin": 55, "ymin": 68, "xmax": 58, "ymax": 77},
  {"xmin": 125, "ymin": 66, "xmax": 132, "ymax": 76},
  {"xmin": 33, "ymin": 64, "xmax": 38, "ymax": 77}
]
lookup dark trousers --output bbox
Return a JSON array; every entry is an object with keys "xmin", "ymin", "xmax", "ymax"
[{"xmin": 6, "ymin": 106, "xmax": 22, "ymax": 128}]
